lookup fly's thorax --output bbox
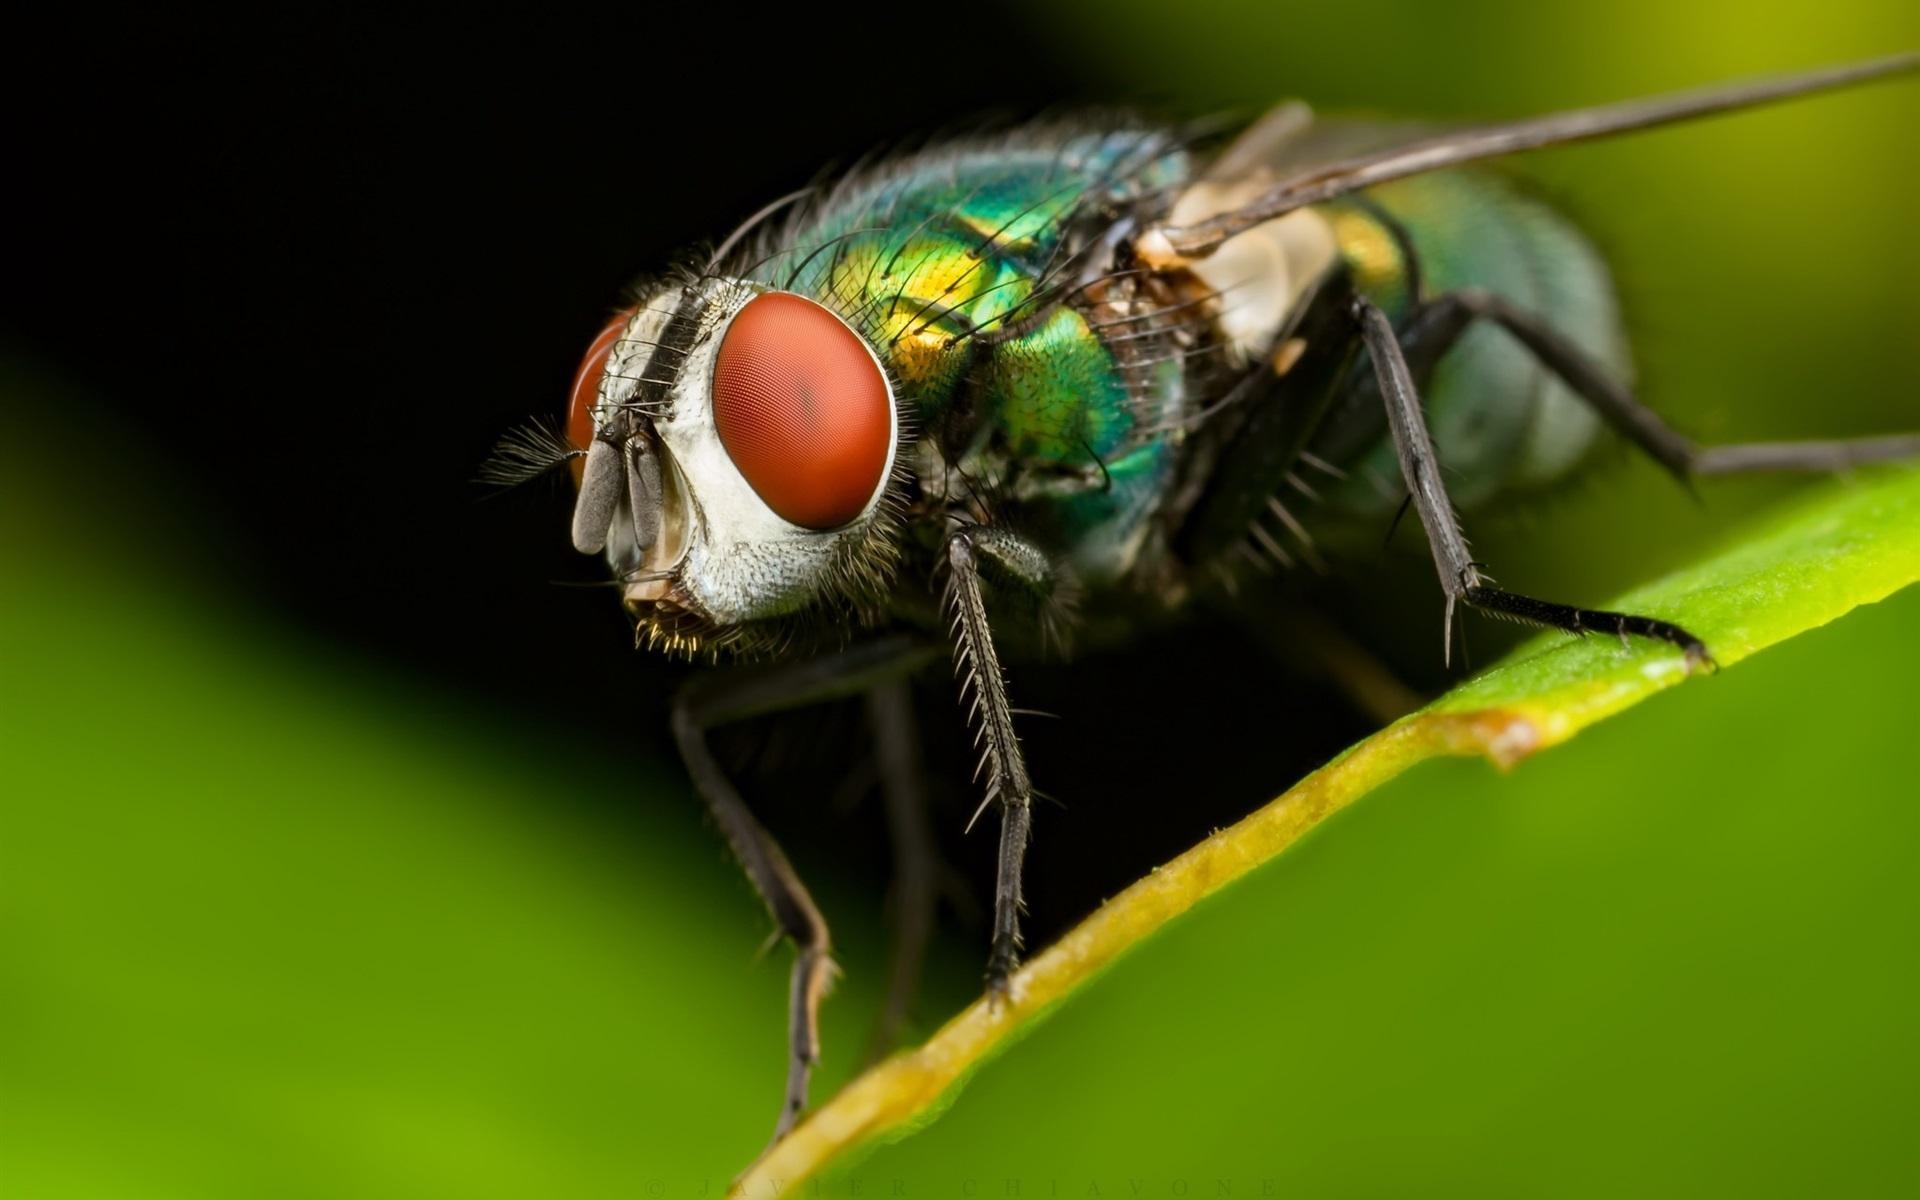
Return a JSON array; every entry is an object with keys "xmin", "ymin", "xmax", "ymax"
[{"xmin": 574, "ymin": 277, "xmax": 906, "ymax": 653}]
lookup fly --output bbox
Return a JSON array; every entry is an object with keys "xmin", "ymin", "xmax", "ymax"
[{"xmin": 489, "ymin": 53, "xmax": 1919, "ymax": 1143}]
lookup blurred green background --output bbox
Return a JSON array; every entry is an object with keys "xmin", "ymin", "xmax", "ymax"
[{"xmin": 5, "ymin": 0, "xmax": 1918, "ymax": 1195}]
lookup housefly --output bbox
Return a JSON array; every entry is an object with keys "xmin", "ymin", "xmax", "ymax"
[{"xmin": 488, "ymin": 53, "xmax": 1918, "ymax": 1141}]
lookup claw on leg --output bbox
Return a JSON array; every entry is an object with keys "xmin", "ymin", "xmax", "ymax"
[
  {"xmin": 670, "ymin": 638, "xmax": 935, "ymax": 1147},
  {"xmin": 773, "ymin": 943, "xmax": 836, "ymax": 1144}
]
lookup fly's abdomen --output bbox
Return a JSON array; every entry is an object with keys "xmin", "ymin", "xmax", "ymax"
[{"xmin": 1315, "ymin": 170, "xmax": 1630, "ymax": 518}]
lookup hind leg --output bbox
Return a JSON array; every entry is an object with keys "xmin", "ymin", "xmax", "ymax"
[
  {"xmin": 1351, "ymin": 296, "xmax": 1714, "ymax": 666},
  {"xmin": 1414, "ymin": 288, "xmax": 1918, "ymax": 481}
]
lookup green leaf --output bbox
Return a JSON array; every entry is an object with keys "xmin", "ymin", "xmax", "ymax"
[
  {"xmin": 744, "ymin": 464, "xmax": 1920, "ymax": 1191},
  {"xmin": 2, "ymin": 454, "xmax": 1915, "ymax": 1198}
]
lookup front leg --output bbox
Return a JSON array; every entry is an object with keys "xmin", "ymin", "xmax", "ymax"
[
  {"xmin": 671, "ymin": 635, "xmax": 937, "ymax": 1143},
  {"xmin": 944, "ymin": 525, "xmax": 1054, "ymax": 995}
]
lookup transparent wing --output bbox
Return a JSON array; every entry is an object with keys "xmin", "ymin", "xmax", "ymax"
[{"xmin": 1142, "ymin": 52, "xmax": 1919, "ymax": 263}]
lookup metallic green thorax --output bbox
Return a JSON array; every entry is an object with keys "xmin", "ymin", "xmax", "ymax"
[
  {"xmin": 732, "ymin": 129, "xmax": 1193, "ymax": 582},
  {"xmin": 719, "ymin": 122, "xmax": 1628, "ymax": 588}
]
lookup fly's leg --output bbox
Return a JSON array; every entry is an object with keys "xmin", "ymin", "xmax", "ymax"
[
  {"xmin": 864, "ymin": 677, "xmax": 937, "ymax": 1060},
  {"xmin": 671, "ymin": 636, "xmax": 939, "ymax": 1144},
  {"xmin": 945, "ymin": 525, "xmax": 1054, "ymax": 998},
  {"xmin": 672, "ymin": 685, "xmax": 825, "ymax": 1146},
  {"xmin": 1350, "ymin": 296, "xmax": 1711, "ymax": 666},
  {"xmin": 1418, "ymin": 288, "xmax": 1920, "ymax": 480}
]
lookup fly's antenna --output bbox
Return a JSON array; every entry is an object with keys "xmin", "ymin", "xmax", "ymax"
[
  {"xmin": 476, "ymin": 416, "xmax": 580, "ymax": 488},
  {"xmin": 1138, "ymin": 51, "xmax": 1920, "ymax": 264}
]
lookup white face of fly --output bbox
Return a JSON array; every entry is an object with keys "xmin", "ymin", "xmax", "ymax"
[{"xmin": 588, "ymin": 278, "xmax": 900, "ymax": 636}]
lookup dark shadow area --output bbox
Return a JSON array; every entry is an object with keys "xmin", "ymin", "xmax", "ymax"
[{"xmin": 9, "ymin": 7, "xmax": 1493, "ymax": 973}]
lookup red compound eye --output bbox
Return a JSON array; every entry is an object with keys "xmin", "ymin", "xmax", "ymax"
[
  {"xmin": 565, "ymin": 310, "xmax": 634, "ymax": 482},
  {"xmin": 712, "ymin": 292, "xmax": 892, "ymax": 530}
]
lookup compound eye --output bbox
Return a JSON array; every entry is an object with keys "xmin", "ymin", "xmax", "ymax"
[
  {"xmin": 566, "ymin": 310, "xmax": 634, "ymax": 465},
  {"xmin": 712, "ymin": 292, "xmax": 892, "ymax": 530}
]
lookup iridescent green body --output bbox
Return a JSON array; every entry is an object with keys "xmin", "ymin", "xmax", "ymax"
[
  {"xmin": 542, "ymin": 63, "xmax": 1918, "ymax": 1141},
  {"xmin": 740, "ymin": 129, "xmax": 1191, "ymax": 584},
  {"xmin": 723, "ymin": 117, "xmax": 1629, "ymax": 602}
]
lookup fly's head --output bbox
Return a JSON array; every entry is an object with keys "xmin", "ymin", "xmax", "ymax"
[{"xmin": 564, "ymin": 278, "xmax": 906, "ymax": 658}]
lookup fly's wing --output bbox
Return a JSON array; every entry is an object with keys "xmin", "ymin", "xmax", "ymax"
[
  {"xmin": 1174, "ymin": 102, "xmax": 1456, "ymax": 225},
  {"xmin": 1143, "ymin": 52, "xmax": 1919, "ymax": 265}
]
